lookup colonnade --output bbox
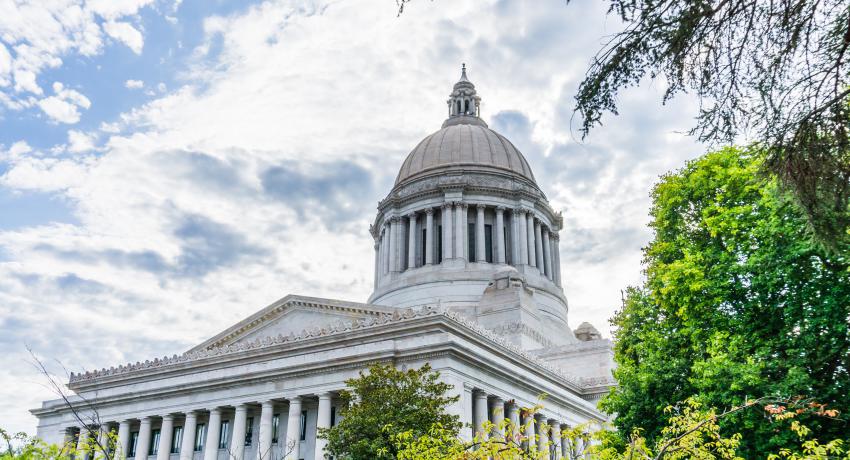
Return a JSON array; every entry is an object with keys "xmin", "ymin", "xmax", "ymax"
[
  {"xmin": 65, "ymin": 393, "xmax": 336, "ymax": 460},
  {"xmin": 471, "ymin": 390, "xmax": 575, "ymax": 459},
  {"xmin": 375, "ymin": 202, "xmax": 563, "ymax": 286}
]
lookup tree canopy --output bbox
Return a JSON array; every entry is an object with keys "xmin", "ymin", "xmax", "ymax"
[
  {"xmin": 320, "ymin": 362, "xmax": 461, "ymax": 460},
  {"xmin": 600, "ymin": 147, "xmax": 850, "ymax": 455}
]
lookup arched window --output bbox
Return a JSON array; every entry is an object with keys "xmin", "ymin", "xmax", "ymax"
[
  {"xmin": 456, "ymin": 100, "xmax": 461, "ymax": 115},
  {"xmin": 464, "ymin": 100, "xmax": 469, "ymax": 114}
]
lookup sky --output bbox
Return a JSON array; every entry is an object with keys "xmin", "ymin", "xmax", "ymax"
[{"xmin": 0, "ymin": 0, "xmax": 704, "ymax": 435}]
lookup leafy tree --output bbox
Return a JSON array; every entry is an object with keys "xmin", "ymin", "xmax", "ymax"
[
  {"xmin": 600, "ymin": 147, "xmax": 850, "ymax": 455},
  {"xmin": 320, "ymin": 362, "xmax": 461, "ymax": 460}
]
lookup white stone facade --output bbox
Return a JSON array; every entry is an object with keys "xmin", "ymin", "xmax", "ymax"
[{"xmin": 32, "ymin": 67, "xmax": 615, "ymax": 460}]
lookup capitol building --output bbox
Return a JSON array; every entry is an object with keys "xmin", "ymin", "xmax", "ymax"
[{"xmin": 32, "ymin": 67, "xmax": 615, "ymax": 460}]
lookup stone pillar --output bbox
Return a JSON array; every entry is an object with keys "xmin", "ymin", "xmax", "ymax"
[
  {"xmin": 473, "ymin": 391, "xmax": 489, "ymax": 441},
  {"xmin": 179, "ymin": 412, "xmax": 197, "ymax": 460},
  {"xmin": 157, "ymin": 416, "xmax": 174, "ymax": 460},
  {"xmin": 372, "ymin": 241, "xmax": 379, "ymax": 287},
  {"xmin": 381, "ymin": 225, "xmax": 389, "ymax": 275},
  {"xmin": 117, "ymin": 421, "xmax": 130, "ymax": 459},
  {"xmin": 511, "ymin": 209, "xmax": 521, "ymax": 265},
  {"xmin": 490, "ymin": 397, "xmax": 505, "ymax": 438},
  {"xmin": 560, "ymin": 424, "xmax": 570, "ymax": 458},
  {"xmin": 475, "ymin": 205, "xmax": 486, "ymax": 262},
  {"xmin": 136, "ymin": 418, "xmax": 152, "ymax": 460},
  {"xmin": 518, "ymin": 210, "xmax": 529, "ymax": 265},
  {"xmin": 542, "ymin": 228, "xmax": 552, "ymax": 280},
  {"xmin": 231, "ymin": 405, "xmax": 247, "ymax": 460},
  {"xmin": 407, "ymin": 213, "xmax": 417, "ymax": 269},
  {"xmin": 535, "ymin": 414, "xmax": 548, "ymax": 455},
  {"xmin": 526, "ymin": 213, "xmax": 536, "ymax": 267},
  {"xmin": 534, "ymin": 220, "xmax": 544, "ymax": 271},
  {"xmin": 455, "ymin": 203, "xmax": 465, "ymax": 260},
  {"xmin": 442, "ymin": 203, "xmax": 452, "ymax": 261},
  {"xmin": 495, "ymin": 207, "xmax": 506, "ymax": 264},
  {"xmin": 284, "ymin": 397, "xmax": 302, "ymax": 460},
  {"xmin": 425, "ymin": 208, "xmax": 434, "ymax": 265},
  {"xmin": 506, "ymin": 403, "xmax": 520, "ymax": 439},
  {"xmin": 550, "ymin": 420, "xmax": 562, "ymax": 459},
  {"xmin": 553, "ymin": 235, "xmax": 562, "ymax": 287},
  {"xmin": 315, "ymin": 393, "xmax": 333, "ymax": 459},
  {"xmin": 258, "ymin": 401, "xmax": 274, "ymax": 460},
  {"xmin": 203, "ymin": 409, "xmax": 221, "ymax": 460},
  {"xmin": 76, "ymin": 426, "xmax": 90, "ymax": 460},
  {"xmin": 523, "ymin": 411, "xmax": 535, "ymax": 452}
]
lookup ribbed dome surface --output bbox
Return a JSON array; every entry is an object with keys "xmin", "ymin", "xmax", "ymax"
[{"xmin": 395, "ymin": 123, "xmax": 536, "ymax": 186}]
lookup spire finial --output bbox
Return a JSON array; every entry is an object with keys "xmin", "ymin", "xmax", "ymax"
[{"xmin": 461, "ymin": 63, "xmax": 467, "ymax": 78}]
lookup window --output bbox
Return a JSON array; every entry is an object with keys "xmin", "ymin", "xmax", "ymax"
[
  {"xmin": 484, "ymin": 224, "xmax": 493, "ymax": 263},
  {"xmin": 171, "ymin": 427, "xmax": 183, "ymax": 454},
  {"xmin": 150, "ymin": 430, "xmax": 161, "ymax": 455},
  {"xmin": 271, "ymin": 414, "xmax": 280, "ymax": 444},
  {"xmin": 330, "ymin": 406, "xmax": 336, "ymax": 427},
  {"xmin": 420, "ymin": 228, "xmax": 427, "ymax": 267},
  {"xmin": 128, "ymin": 432, "xmax": 139, "ymax": 458},
  {"xmin": 436, "ymin": 225, "xmax": 442, "ymax": 263},
  {"xmin": 244, "ymin": 417, "xmax": 253, "ymax": 446},
  {"xmin": 194, "ymin": 424, "xmax": 205, "ymax": 451},
  {"xmin": 218, "ymin": 421, "xmax": 229, "ymax": 449},
  {"xmin": 468, "ymin": 223, "xmax": 476, "ymax": 261},
  {"xmin": 299, "ymin": 411, "xmax": 307, "ymax": 441},
  {"xmin": 504, "ymin": 227, "xmax": 510, "ymax": 264}
]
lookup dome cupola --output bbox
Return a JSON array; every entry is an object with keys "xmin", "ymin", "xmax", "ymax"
[{"xmin": 445, "ymin": 64, "xmax": 484, "ymax": 125}]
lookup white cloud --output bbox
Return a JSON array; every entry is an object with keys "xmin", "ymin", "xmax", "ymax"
[
  {"xmin": 125, "ymin": 79, "xmax": 145, "ymax": 89},
  {"xmin": 36, "ymin": 82, "xmax": 91, "ymax": 124},
  {"xmin": 103, "ymin": 21, "xmax": 144, "ymax": 54},
  {"xmin": 67, "ymin": 130, "xmax": 98, "ymax": 153}
]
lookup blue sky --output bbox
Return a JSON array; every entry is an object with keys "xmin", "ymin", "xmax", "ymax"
[{"xmin": 0, "ymin": 0, "xmax": 703, "ymax": 435}]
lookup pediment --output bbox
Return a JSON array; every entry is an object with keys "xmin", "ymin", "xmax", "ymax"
[{"xmin": 189, "ymin": 294, "xmax": 396, "ymax": 352}]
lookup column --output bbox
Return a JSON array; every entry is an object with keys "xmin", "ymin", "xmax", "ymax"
[
  {"xmin": 284, "ymin": 397, "xmax": 302, "ymax": 460},
  {"xmin": 179, "ymin": 412, "xmax": 197, "ymax": 460},
  {"xmin": 526, "ymin": 212, "xmax": 536, "ymax": 267},
  {"xmin": 381, "ymin": 226, "xmax": 389, "ymax": 275},
  {"xmin": 560, "ymin": 424, "xmax": 570, "ymax": 458},
  {"xmin": 473, "ymin": 391, "xmax": 489, "ymax": 441},
  {"xmin": 553, "ymin": 235, "xmax": 562, "ymax": 287},
  {"xmin": 425, "ymin": 209, "xmax": 434, "ymax": 265},
  {"xmin": 442, "ymin": 203, "xmax": 452, "ymax": 261},
  {"xmin": 506, "ymin": 403, "xmax": 520, "ymax": 439},
  {"xmin": 511, "ymin": 209, "xmax": 522, "ymax": 265},
  {"xmin": 490, "ymin": 397, "xmax": 505, "ymax": 438},
  {"xmin": 231, "ymin": 405, "xmax": 247, "ymax": 460},
  {"xmin": 96, "ymin": 424, "xmax": 110, "ymax": 460},
  {"xmin": 203, "ymin": 409, "xmax": 221, "ymax": 460},
  {"xmin": 258, "ymin": 401, "xmax": 274, "ymax": 460},
  {"xmin": 157, "ymin": 416, "xmax": 174, "ymax": 460},
  {"xmin": 550, "ymin": 420, "xmax": 562, "ymax": 459},
  {"xmin": 372, "ymin": 242, "xmax": 379, "ymax": 288},
  {"xmin": 518, "ymin": 210, "xmax": 529, "ymax": 265},
  {"xmin": 534, "ymin": 220, "xmax": 544, "ymax": 271},
  {"xmin": 542, "ymin": 228, "xmax": 552, "ymax": 279},
  {"xmin": 117, "ymin": 421, "xmax": 130, "ymax": 460},
  {"xmin": 495, "ymin": 207, "xmax": 506, "ymax": 264},
  {"xmin": 475, "ymin": 205, "xmax": 485, "ymax": 262},
  {"xmin": 137, "ymin": 418, "xmax": 152, "ymax": 460},
  {"xmin": 315, "ymin": 393, "xmax": 333, "ymax": 459},
  {"xmin": 454, "ymin": 203, "xmax": 465, "ymax": 260},
  {"xmin": 536, "ymin": 414, "xmax": 548, "ymax": 455},
  {"xmin": 523, "ymin": 411, "xmax": 536, "ymax": 452},
  {"xmin": 392, "ymin": 217, "xmax": 402, "ymax": 272},
  {"xmin": 76, "ymin": 427, "xmax": 90, "ymax": 460},
  {"xmin": 407, "ymin": 213, "xmax": 417, "ymax": 269}
]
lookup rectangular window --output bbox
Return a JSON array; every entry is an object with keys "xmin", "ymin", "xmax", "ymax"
[
  {"xmin": 271, "ymin": 414, "xmax": 280, "ymax": 444},
  {"xmin": 484, "ymin": 224, "xmax": 493, "ymax": 263},
  {"xmin": 194, "ymin": 424, "xmax": 205, "ymax": 452},
  {"xmin": 436, "ymin": 225, "xmax": 442, "ymax": 263},
  {"xmin": 128, "ymin": 432, "xmax": 139, "ymax": 458},
  {"xmin": 244, "ymin": 417, "xmax": 253, "ymax": 446},
  {"xmin": 504, "ymin": 226, "xmax": 510, "ymax": 264},
  {"xmin": 421, "ymin": 228, "xmax": 427, "ymax": 267},
  {"xmin": 218, "ymin": 421, "xmax": 229, "ymax": 449},
  {"xmin": 171, "ymin": 427, "xmax": 183, "ymax": 454},
  {"xmin": 330, "ymin": 406, "xmax": 336, "ymax": 427},
  {"xmin": 299, "ymin": 411, "xmax": 307, "ymax": 441},
  {"xmin": 468, "ymin": 223, "xmax": 476, "ymax": 261},
  {"xmin": 150, "ymin": 429, "xmax": 161, "ymax": 455}
]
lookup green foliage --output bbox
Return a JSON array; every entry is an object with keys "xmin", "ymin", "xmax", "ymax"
[
  {"xmin": 320, "ymin": 362, "xmax": 461, "ymax": 460},
  {"xmin": 0, "ymin": 427, "xmax": 117, "ymax": 460},
  {"xmin": 601, "ymin": 147, "xmax": 850, "ymax": 455}
]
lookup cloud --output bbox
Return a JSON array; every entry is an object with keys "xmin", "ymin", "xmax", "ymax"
[
  {"xmin": 125, "ymin": 79, "xmax": 145, "ymax": 89},
  {"xmin": 103, "ymin": 21, "xmax": 144, "ymax": 54},
  {"xmin": 66, "ymin": 130, "xmax": 97, "ymax": 153},
  {"xmin": 36, "ymin": 82, "xmax": 92, "ymax": 124}
]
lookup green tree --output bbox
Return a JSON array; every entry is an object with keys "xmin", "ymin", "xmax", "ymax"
[
  {"xmin": 600, "ymin": 147, "xmax": 850, "ymax": 455},
  {"xmin": 320, "ymin": 362, "xmax": 461, "ymax": 460}
]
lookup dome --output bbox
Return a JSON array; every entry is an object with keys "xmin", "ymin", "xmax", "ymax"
[{"xmin": 395, "ymin": 122, "xmax": 536, "ymax": 186}]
